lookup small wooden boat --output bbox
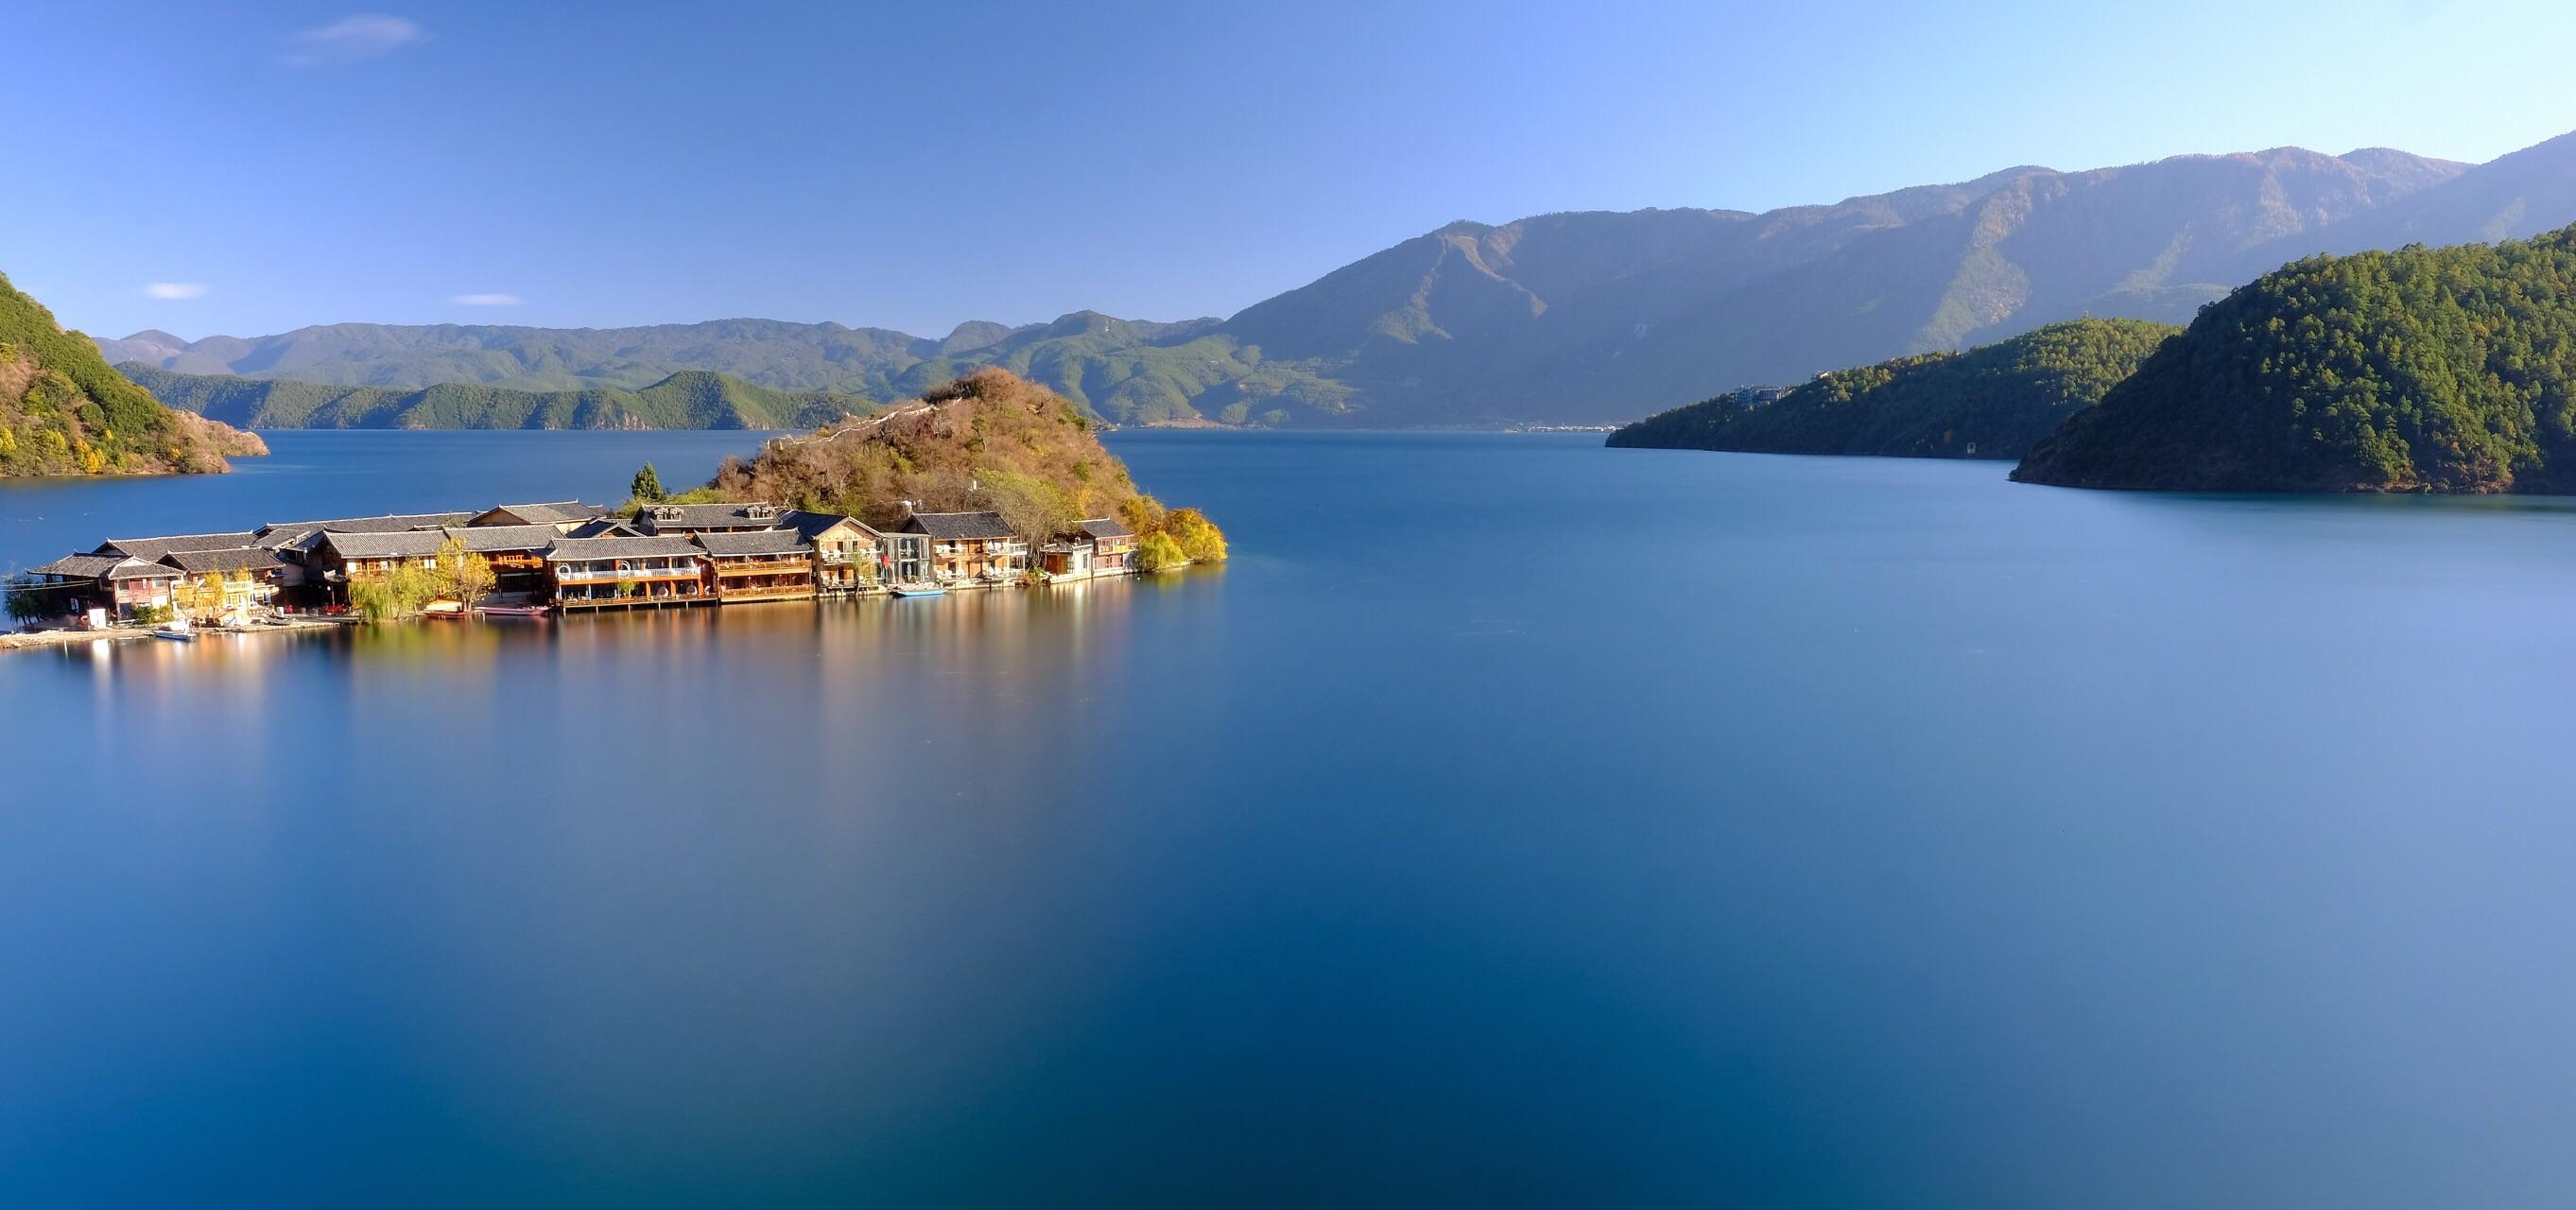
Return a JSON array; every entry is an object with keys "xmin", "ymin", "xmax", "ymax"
[
  {"xmin": 150, "ymin": 625, "xmax": 197, "ymax": 642},
  {"xmin": 475, "ymin": 603, "xmax": 551, "ymax": 618},
  {"xmin": 888, "ymin": 584, "xmax": 945, "ymax": 598}
]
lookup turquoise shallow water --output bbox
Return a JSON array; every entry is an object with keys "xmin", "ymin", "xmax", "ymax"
[{"xmin": 8, "ymin": 431, "xmax": 2576, "ymax": 1205}]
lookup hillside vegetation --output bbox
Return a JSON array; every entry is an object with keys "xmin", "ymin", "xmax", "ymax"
[
  {"xmin": 2014, "ymin": 225, "xmax": 2576, "ymax": 493},
  {"xmin": 1, "ymin": 273, "xmax": 264, "ymax": 477},
  {"xmin": 98, "ymin": 130, "xmax": 2576, "ymax": 429},
  {"xmin": 1607, "ymin": 319, "xmax": 2180, "ymax": 458},
  {"xmin": 120, "ymin": 365, "xmax": 871, "ymax": 430},
  {"xmin": 703, "ymin": 368, "xmax": 1226, "ymax": 561}
]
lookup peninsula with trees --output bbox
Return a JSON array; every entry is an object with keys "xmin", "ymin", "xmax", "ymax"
[
  {"xmin": 0, "ymin": 273, "xmax": 265, "ymax": 477},
  {"xmin": 8, "ymin": 370, "xmax": 1223, "ymax": 639},
  {"xmin": 1605, "ymin": 319, "xmax": 2179, "ymax": 460},
  {"xmin": 2014, "ymin": 224, "xmax": 2576, "ymax": 493}
]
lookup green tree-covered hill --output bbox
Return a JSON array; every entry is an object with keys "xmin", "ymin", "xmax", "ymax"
[
  {"xmin": 1, "ymin": 273, "xmax": 264, "ymax": 477},
  {"xmin": 119, "ymin": 365, "xmax": 873, "ymax": 431},
  {"xmin": 700, "ymin": 367, "xmax": 1228, "ymax": 563},
  {"xmin": 1606, "ymin": 319, "xmax": 2180, "ymax": 459},
  {"xmin": 2014, "ymin": 225, "xmax": 2576, "ymax": 493}
]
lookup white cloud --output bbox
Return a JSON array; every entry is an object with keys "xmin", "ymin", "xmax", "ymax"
[
  {"xmin": 144, "ymin": 283, "xmax": 209, "ymax": 301},
  {"xmin": 452, "ymin": 292, "xmax": 524, "ymax": 306},
  {"xmin": 282, "ymin": 14, "xmax": 427, "ymax": 66}
]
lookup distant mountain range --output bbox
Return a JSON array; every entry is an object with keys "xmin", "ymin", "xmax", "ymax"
[
  {"xmin": 119, "ymin": 365, "xmax": 868, "ymax": 431},
  {"xmin": 97, "ymin": 130, "xmax": 2576, "ymax": 429}
]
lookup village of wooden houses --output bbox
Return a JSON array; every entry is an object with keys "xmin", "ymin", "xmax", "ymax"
[{"xmin": 11, "ymin": 499, "xmax": 1142, "ymax": 636}]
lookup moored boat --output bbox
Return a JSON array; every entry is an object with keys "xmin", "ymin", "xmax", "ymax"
[{"xmin": 888, "ymin": 583, "xmax": 945, "ymax": 598}]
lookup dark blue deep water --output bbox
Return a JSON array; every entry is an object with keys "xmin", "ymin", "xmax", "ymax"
[{"xmin": 9, "ymin": 431, "xmax": 2576, "ymax": 1205}]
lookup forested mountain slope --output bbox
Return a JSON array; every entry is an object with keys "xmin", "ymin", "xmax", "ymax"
[{"xmin": 2014, "ymin": 225, "xmax": 2576, "ymax": 493}]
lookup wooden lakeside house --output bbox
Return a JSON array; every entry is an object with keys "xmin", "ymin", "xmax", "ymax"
[
  {"xmin": 781, "ymin": 510, "xmax": 881, "ymax": 594},
  {"xmin": 634, "ymin": 501, "xmax": 787, "ymax": 535},
  {"xmin": 1077, "ymin": 518, "xmax": 1136, "ymax": 575},
  {"xmin": 899, "ymin": 510, "xmax": 1027, "ymax": 586},
  {"xmin": 467, "ymin": 501, "xmax": 609, "ymax": 533},
  {"xmin": 878, "ymin": 530, "xmax": 932, "ymax": 589},
  {"xmin": 1040, "ymin": 517, "xmax": 1138, "ymax": 579},
  {"xmin": 695, "ymin": 529, "xmax": 819, "ymax": 604},
  {"xmin": 307, "ymin": 529, "xmax": 449, "ymax": 602},
  {"xmin": 437, "ymin": 524, "xmax": 560, "ymax": 598},
  {"xmin": 24, "ymin": 554, "xmax": 183, "ymax": 623},
  {"xmin": 163, "ymin": 546, "xmax": 292, "ymax": 621},
  {"xmin": 257, "ymin": 512, "xmax": 468, "ymax": 605},
  {"xmin": 542, "ymin": 535, "xmax": 707, "ymax": 610}
]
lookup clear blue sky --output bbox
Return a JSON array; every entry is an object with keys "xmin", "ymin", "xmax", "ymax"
[{"xmin": 11, "ymin": 0, "xmax": 2574, "ymax": 340}]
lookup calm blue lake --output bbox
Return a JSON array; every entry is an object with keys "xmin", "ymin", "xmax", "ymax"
[{"xmin": 8, "ymin": 431, "xmax": 2576, "ymax": 1205}]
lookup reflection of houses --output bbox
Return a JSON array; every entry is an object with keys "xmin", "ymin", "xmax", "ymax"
[
  {"xmin": 900, "ymin": 511, "xmax": 1026, "ymax": 586},
  {"xmin": 164, "ymin": 547, "xmax": 292, "ymax": 620},
  {"xmin": 696, "ymin": 529, "xmax": 818, "ymax": 604},
  {"xmin": 438, "ymin": 525, "xmax": 559, "ymax": 598},
  {"xmin": 467, "ymin": 501, "xmax": 608, "ymax": 533},
  {"xmin": 782, "ymin": 510, "xmax": 880, "ymax": 594},
  {"xmin": 544, "ymin": 536, "xmax": 707, "ymax": 610},
  {"xmin": 1041, "ymin": 517, "xmax": 1137, "ymax": 579},
  {"xmin": 634, "ymin": 501, "xmax": 785, "ymax": 535}
]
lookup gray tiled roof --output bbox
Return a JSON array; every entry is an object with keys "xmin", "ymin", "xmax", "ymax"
[
  {"xmin": 95, "ymin": 531, "xmax": 261, "ymax": 561},
  {"xmin": 257, "ymin": 512, "xmax": 468, "ymax": 545},
  {"xmin": 161, "ymin": 547, "xmax": 292, "ymax": 575},
  {"xmin": 102, "ymin": 559, "xmax": 182, "ymax": 581},
  {"xmin": 565, "ymin": 518, "xmax": 643, "ymax": 539},
  {"xmin": 695, "ymin": 529, "xmax": 812, "ymax": 558},
  {"xmin": 316, "ymin": 529, "xmax": 448, "ymax": 560},
  {"xmin": 1077, "ymin": 517, "xmax": 1132, "ymax": 540},
  {"xmin": 477, "ymin": 501, "xmax": 603, "ymax": 526},
  {"xmin": 901, "ymin": 510, "xmax": 1015, "ymax": 540},
  {"xmin": 31, "ymin": 553, "xmax": 126, "ymax": 579},
  {"xmin": 633, "ymin": 502, "xmax": 784, "ymax": 533},
  {"xmin": 439, "ymin": 524, "xmax": 559, "ymax": 553},
  {"xmin": 542, "ymin": 536, "xmax": 702, "ymax": 562},
  {"xmin": 781, "ymin": 509, "xmax": 875, "ymax": 541}
]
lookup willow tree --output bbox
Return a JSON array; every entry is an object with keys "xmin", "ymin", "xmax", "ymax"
[{"xmin": 434, "ymin": 536, "xmax": 496, "ymax": 607}]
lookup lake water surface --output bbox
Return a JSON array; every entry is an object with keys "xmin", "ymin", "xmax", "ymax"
[{"xmin": 7, "ymin": 432, "xmax": 2576, "ymax": 1205}]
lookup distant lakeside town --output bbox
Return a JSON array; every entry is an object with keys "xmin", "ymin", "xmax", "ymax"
[{"xmin": 4, "ymin": 497, "xmax": 1156, "ymax": 644}]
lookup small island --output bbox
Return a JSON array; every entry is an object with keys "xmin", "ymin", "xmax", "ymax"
[
  {"xmin": 1, "ymin": 273, "xmax": 264, "ymax": 477},
  {"xmin": 6, "ymin": 370, "xmax": 1223, "ymax": 641}
]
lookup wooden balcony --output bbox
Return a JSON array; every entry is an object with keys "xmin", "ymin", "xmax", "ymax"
[
  {"xmin": 715, "ymin": 583, "xmax": 817, "ymax": 603},
  {"xmin": 711, "ymin": 558, "xmax": 814, "ymax": 578},
  {"xmin": 554, "ymin": 562, "xmax": 702, "ymax": 583}
]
